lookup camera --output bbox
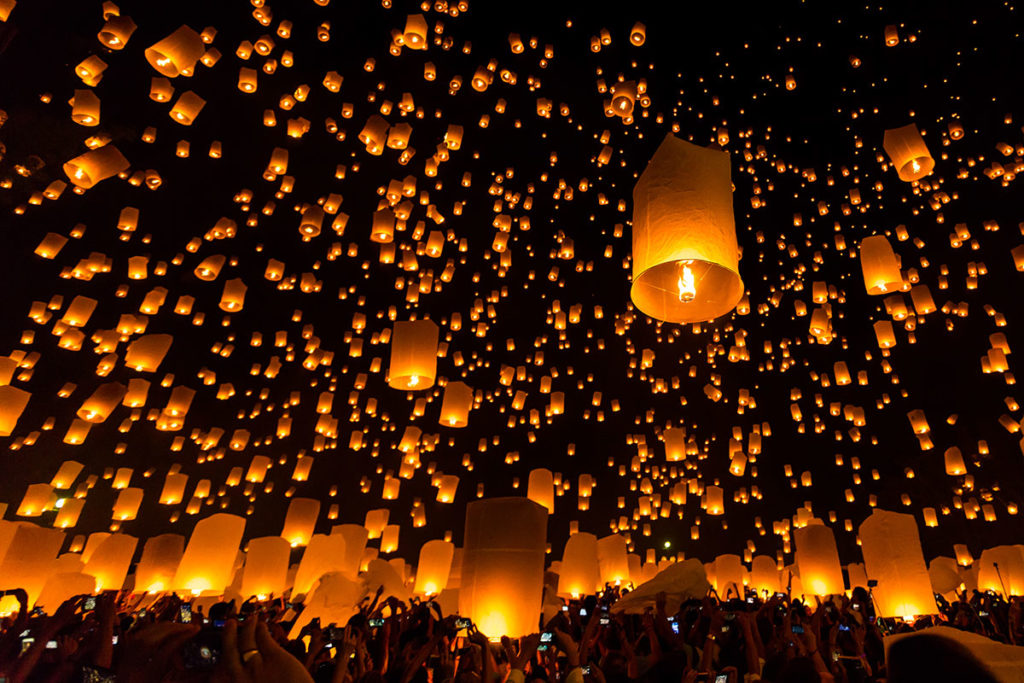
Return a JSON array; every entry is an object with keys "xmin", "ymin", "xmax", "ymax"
[
  {"xmin": 182, "ymin": 628, "xmax": 222, "ymax": 670},
  {"xmin": 84, "ymin": 596, "xmax": 97, "ymax": 611},
  {"xmin": 539, "ymin": 632, "xmax": 553, "ymax": 650}
]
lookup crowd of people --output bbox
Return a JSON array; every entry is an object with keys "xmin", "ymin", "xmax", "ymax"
[{"xmin": 0, "ymin": 583, "xmax": 1014, "ymax": 683}]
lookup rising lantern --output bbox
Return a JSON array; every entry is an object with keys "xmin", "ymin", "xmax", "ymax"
[
  {"xmin": 858, "ymin": 509, "xmax": 937, "ymax": 617},
  {"xmin": 630, "ymin": 134, "xmax": 743, "ymax": 323},
  {"xmin": 387, "ymin": 319, "xmax": 438, "ymax": 390},
  {"xmin": 883, "ymin": 124, "xmax": 935, "ymax": 182}
]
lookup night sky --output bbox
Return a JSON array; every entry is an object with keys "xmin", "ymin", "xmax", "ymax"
[{"xmin": 1, "ymin": 0, "xmax": 1023, "ymax": 569}]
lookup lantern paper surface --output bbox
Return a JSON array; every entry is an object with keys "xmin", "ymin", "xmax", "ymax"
[{"xmin": 858, "ymin": 509, "xmax": 937, "ymax": 617}]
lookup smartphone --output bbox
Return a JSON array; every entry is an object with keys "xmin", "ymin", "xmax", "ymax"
[
  {"xmin": 112, "ymin": 635, "xmax": 119, "ymax": 645},
  {"xmin": 599, "ymin": 616, "xmax": 610, "ymax": 625},
  {"xmin": 715, "ymin": 675, "xmax": 728, "ymax": 683},
  {"xmin": 580, "ymin": 608, "xmax": 588, "ymax": 617},
  {"xmin": 979, "ymin": 610, "xmax": 990, "ymax": 617},
  {"xmin": 792, "ymin": 625, "xmax": 804, "ymax": 634},
  {"xmin": 46, "ymin": 640, "xmax": 58, "ymax": 650},
  {"xmin": 20, "ymin": 638, "xmax": 34, "ymax": 654},
  {"xmin": 84, "ymin": 596, "xmax": 97, "ymax": 611},
  {"xmin": 838, "ymin": 624, "xmax": 850, "ymax": 632},
  {"xmin": 180, "ymin": 604, "xmax": 192, "ymax": 623},
  {"xmin": 746, "ymin": 597, "xmax": 755, "ymax": 605},
  {"xmin": 455, "ymin": 618, "xmax": 471, "ymax": 629},
  {"xmin": 561, "ymin": 605, "xmax": 569, "ymax": 612},
  {"xmin": 539, "ymin": 631, "xmax": 553, "ymax": 651},
  {"xmin": 671, "ymin": 621, "xmax": 679, "ymax": 634},
  {"xmin": 182, "ymin": 628, "xmax": 221, "ymax": 670},
  {"xmin": 368, "ymin": 618, "xmax": 385, "ymax": 628},
  {"xmin": 582, "ymin": 665, "xmax": 591, "ymax": 675}
]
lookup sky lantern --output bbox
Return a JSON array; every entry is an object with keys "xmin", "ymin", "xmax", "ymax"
[
  {"xmin": 50, "ymin": 460, "xmax": 83, "ymax": 489},
  {"xmin": 439, "ymin": 381, "xmax": 473, "ymax": 427},
  {"xmin": 558, "ymin": 532, "xmax": 602, "ymax": 598},
  {"xmin": 134, "ymin": 534, "xmax": 184, "ymax": 594},
  {"xmin": 172, "ymin": 513, "xmax": 245, "ymax": 595},
  {"xmin": 630, "ymin": 134, "xmax": 743, "ymax": 324},
  {"xmin": 402, "ymin": 14, "xmax": 429, "ymax": 49},
  {"xmin": 883, "ymin": 124, "xmax": 935, "ymax": 182},
  {"xmin": 750, "ymin": 555, "xmax": 781, "ymax": 596},
  {"xmin": 83, "ymin": 533, "xmax": 137, "ymax": 592},
  {"xmin": 387, "ymin": 319, "xmax": 438, "ymax": 390},
  {"xmin": 794, "ymin": 521, "xmax": 845, "ymax": 596},
  {"xmin": 527, "ymin": 467, "xmax": 554, "ymax": 513},
  {"xmin": 977, "ymin": 546, "xmax": 1024, "ymax": 597},
  {"xmin": 145, "ymin": 25, "xmax": 204, "ymax": 77},
  {"xmin": 97, "ymin": 15, "xmax": 136, "ymax": 49},
  {"xmin": 714, "ymin": 554, "xmax": 744, "ymax": 597},
  {"xmin": 460, "ymin": 498, "xmax": 547, "ymax": 639},
  {"xmin": 293, "ymin": 534, "xmax": 347, "ymax": 598},
  {"xmin": 0, "ymin": 386, "xmax": 30, "ymax": 437},
  {"xmin": 858, "ymin": 509, "xmax": 937, "ymax": 617},
  {"xmin": 705, "ymin": 485, "xmax": 725, "ymax": 515},
  {"xmin": 413, "ymin": 539, "xmax": 455, "ymax": 597},
  {"xmin": 125, "ymin": 334, "xmax": 172, "ymax": 372},
  {"xmin": 281, "ymin": 497, "xmax": 320, "ymax": 547},
  {"xmin": 596, "ymin": 534, "xmax": 630, "ymax": 586},
  {"xmin": 112, "ymin": 487, "xmax": 144, "ymax": 521},
  {"xmin": 436, "ymin": 474, "xmax": 459, "ymax": 503},
  {"xmin": 63, "ymin": 145, "xmax": 129, "ymax": 189},
  {"xmin": 240, "ymin": 536, "xmax": 290, "ymax": 599},
  {"xmin": 859, "ymin": 235, "xmax": 903, "ymax": 295},
  {"xmin": 331, "ymin": 524, "xmax": 369, "ymax": 578},
  {"xmin": 0, "ymin": 524, "xmax": 65, "ymax": 608}
]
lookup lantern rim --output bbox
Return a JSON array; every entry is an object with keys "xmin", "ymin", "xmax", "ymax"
[{"xmin": 631, "ymin": 258, "xmax": 743, "ymax": 324}]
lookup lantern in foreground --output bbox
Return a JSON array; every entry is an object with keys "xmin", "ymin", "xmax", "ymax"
[
  {"xmin": 145, "ymin": 25, "xmax": 204, "ymax": 77},
  {"xmin": 293, "ymin": 534, "xmax": 347, "ymax": 598},
  {"xmin": 977, "ymin": 546, "xmax": 1024, "ymax": 597},
  {"xmin": 134, "ymin": 534, "xmax": 184, "ymax": 593},
  {"xmin": 750, "ymin": 555, "xmax": 781, "ymax": 596},
  {"xmin": 172, "ymin": 513, "xmax": 245, "ymax": 595},
  {"xmin": 281, "ymin": 497, "xmax": 320, "ymax": 547},
  {"xmin": 460, "ymin": 498, "xmax": 547, "ymax": 639},
  {"xmin": 83, "ymin": 533, "xmax": 138, "ymax": 592},
  {"xmin": 858, "ymin": 509, "xmax": 937, "ymax": 617},
  {"xmin": 714, "ymin": 554, "xmax": 744, "ymax": 597},
  {"xmin": 387, "ymin": 320, "xmax": 438, "ymax": 390},
  {"xmin": 794, "ymin": 522, "xmax": 845, "ymax": 597},
  {"xmin": 331, "ymin": 524, "xmax": 369, "ymax": 579},
  {"xmin": 859, "ymin": 235, "xmax": 903, "ymax": 295},
  {"xmin": 883, "ymin": 124, "xmax": 934, "ymax": 182},
  {"xmin": 240, "ymin": 536, "xmax": 290, "ymax": 599},
  {"xmin": 630, "ymin": 133, "xmax": 743, "ymax": 323},
  {"xmin": 413, "ymin": 539, "xmax": 455, "ymax": 597},
  {"xmin": 0, "ymin": 524, "xmax": 65, "ymax": 607},
  {"xmin": 596, "ymin": 534, "xmax": 630, "ymax": 586},
  {"xmin": 558, "ymin": 532, "xmax": 601, "ymax": 598}
]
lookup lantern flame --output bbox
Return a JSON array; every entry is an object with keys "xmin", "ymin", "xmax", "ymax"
[{"xmin": 676, "ymin": 261, "xmax": 696, "ymax": 303}]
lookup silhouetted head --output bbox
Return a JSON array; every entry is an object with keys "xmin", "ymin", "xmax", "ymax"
[{"xmin": 887, "ymin": 633, "xmax": 999, "ymax": 683}]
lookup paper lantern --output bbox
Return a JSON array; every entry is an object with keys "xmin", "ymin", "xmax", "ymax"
[
  {"xmin": 714, "ymin": 554, "xmax": 744, "ymax": 597},
  {"xmin": 750, "ymin": 555, "xmax": 781, "ymax": 596},
  {"xmin": 240, "ymin": 536, "xmax": 290, "ymax": 599},
  {"xmin": 630, "ymin": 22, "xmax": 646, "ymax": 46},
  {"xmin": 63, "ymin": 145, "xmax": 129, "ymax": 189},
  {"xmin": 172, "ymin": 513, "xmax": 246, "ymax": 595},
  {"xmin": 436, "ymin": 474, "xmax": 459, "ymax": 503},
  {"xmin": 705, "ymin": 485, "xmax": 724, "ymax": 515},
  {"xmin": 17, "ymin": 483, "xmax": 53, "ymax": 516},
  {"xmin": 82, "ymin": 533, "xmax": 111, "ymax": 564},
  {"xmin": 977, "ymin": 546, "xmax": 1024, "ymax": 597},
  {"xmin": 364, "ymin": 509, "xmax": 389, "ymax": 539},
  {"xmin": 439, "ymin": 381, "xmax": 473, "ymax": 427},
  {"xmin": 145, "ymin": 25, "xmax": 204, "ymax": 77},
  {"xmin": 859, "ymin": 235, "xmax": 903, "ymax": 295},
  {"xmin": 413, "ymin": 539, "xmax": 455, "ymax": 597},
  {"xmin": 98, "ymin": 14, "xmax": 136, "ymax": 49},
  {"xmin": 50, "ymin": 460, "xmax": 84, "ymax": 489},
  {"xmin": 36, "ymin": 573, "xmax": 96, "ymax": 613},
  {"xmin": 527, "ymin": 468, "xmax": 554, "ymax": 513},
  {"xmin": 83, "ymin": 533, "xmax": 137, "ymax": 592},
  {"xmin": 0, "ymin": 524, "xmax": 65, "ymax": 607},
  {"xmin": 596, "ymin": 534, "xmax": 630, "ymax": 586},
  {"xmin": 134, "ymin": 534, "xmax": 184, "ymax": 593},
  {"xmin": 403, "ymin": 14, "xmax": 428, "ymax": 49},
  {"xmin": 460, "ymin": 498, "xmax": 547, "ymax": 638},
  {"xmin": 929, "ymin": 557, "xmax": 962, "ymax": 595},
  {"xmin": 70, "ymin": 89, "xmax": 101, "ymax": 126},
  {"xmin": 381, "ymin": 524, "xmax": 400, "ymax": 554},
  {"xmin": 54, "ymin": 498, "xmax": 85, "ymax": 528},
  {"xmin": 663, "ymin": 427, "xmax": 686, "ymax": 461},
  {"xmin": 160, "ymin": 472, "xmax": 188, "ymax": 505},
  {"xmin": 630, "ymin": 133, "xmax": 743, "ymax": 323},
  {"xmin": 794, "ymin": 521, "xmax": 845, "ymax": 596},
  {"xmin": 858, "ymin": 509, "xmax": 937, "ymax": 617},
  {"xmin": 883, "ymin": 124, "xmax": 935, "ymax": 182},
  {"xmin": 169, "ymin": 91, "xmax": 205, "ymax": 125},
  {"xmin": 219, "ymin": 278, "xmax": 247, "ymax": 312},
  {"xmin": 293, "ymin": 534, "xmax": 347, "ymax": 597},
  {"xmin": 387, "ymin": 319, "xmax": 438, "ymax": 390},
  {"xmin": 281, "ymin": 497, "xmax": 320, "ymax": 547},
  {"xmin": 0, "ymin": 386, "xmax": 30, "ymax": 437},
  {"xmin": 0, "ymin": 0, "xmax": 15, "ymax": 22},
  {"xmin": 944, "ymin": 447, "xmax": 967, "ymax": 475},
  {"xmin": 112, "ymin": 487, "xmax": 144, "ymax": 521},
  {"xmin": 559, "ymin": 532, "xmax": 602, "ymax": 598}
]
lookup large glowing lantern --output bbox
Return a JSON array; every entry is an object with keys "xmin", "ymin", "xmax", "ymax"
[
  {"xmin": 330, "ymin": 524, "xmax": 368, "ymax": 578},
  {"xmin": 413, "ymin": 539, "xmax": 455, "ymax": 597},
  {"xmin": 240, "ymin": 536, "xmax": 290, "ymax": 599},
  {"xmin": 134, "ymin": 534, "xmax": 184, "ymax": 593},
  {"xmin": 125, "ymin": 334, "xmax": 173, "ymax": 372},
  {"xmin": 83, "ymin": 533, "xmax": 138, "ymax": 592},
  {"xmin": 36, "ymin": 573, "xmax": 96, "ymax": 613},
  {"xmin": 977, "ymin": 546, "xmax": 1024, "ymax": 597},
  {"xmin": 559, "ymin": 532, "xmax": 602, "ymax": 598},
  {"xmin": 858, "ymin": 509, "xmax": 937, "ymax": 617},
  {"xmin": 883, "ymin": 124, "xmax": 934, "ymax": 182},
  {"xmin": 630, "ymin": 133, "xmax": 743, "ymax": 323},
  {"xmin": 16, "ymin": 483, "xmax": 53, "ymax": 516},
  {"xmin": 928, "ymin": 557, "xmax": 962, "ymax": 595},
  {"xmin": 172, "ymin": 513, "xmax": 245, "ymax": 595},
  {"xmin": 0, "ymin": 385, "xmax": 31, "ymax": 436},
  {"xmin": 794, "ymin": 521, "xmax": 845, "ymax": 597},
  {"xmin": 527, "ymin": 468, "xmax": 554, "ymax": 513},
  {"xmin": 596, "ymin": 534, "xmax": 630, "ymax": 586},
  {"xmin": 859, "ymin": 235, "xmax": 903, "ymax": 295},
  {"xmin": 459, "ymin": 498, "xmax": 547, "ymax": 638},
  {"xmin": 293, "ymin": 534, "xmax": 347, "ymax": 598},
  {"xmin": 714, "ymin": 554, "xmax": 744, "ymax": 597},
  {"xmin": 0, "ymin": 524, "xmax": 65, "ymax": 607},
  {"xmin": 145, "ymin": 25, "xmax": 204, "ymax": 77},
  {"xmin": 750, "ymin": 555, "xmax": 781, "ymax": 596},
  {"xmin": 63, "ymin": 145, "xmax": 129, "ymax": 189},
  {"xmin": 387, "ymin": 320, "xmax": 438, "ymax": 390},
  {"xmin": 281, "ymin": 497, "xmax": 319, "ymax": 547}
]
